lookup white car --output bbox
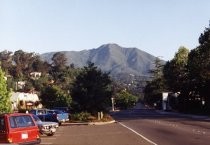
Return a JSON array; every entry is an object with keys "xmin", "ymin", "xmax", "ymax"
[{"xmin": 32, "ymin": 114, "xmax": 59, "ymax": 136}]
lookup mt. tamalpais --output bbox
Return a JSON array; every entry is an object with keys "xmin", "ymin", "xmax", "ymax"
[{"xmin": 41, "ymin": 43, "xmax": 161, "ymax": 78}]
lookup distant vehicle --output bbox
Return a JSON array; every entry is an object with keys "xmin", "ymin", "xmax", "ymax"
[
  {"xmin": 29, "ymin": 109, "xmax": 69, "ymax": 125},
  {"xmin": 48, "ymin": 109, "xmax": 69, "ymax": 125},
  {"xmin": 0, "ymin": 113, "xmax": 41, "ymax": 144},
  {"xmin": 32, "ymin": 115, "xmax": 59, "ymax": 136},
  {"xmin": 53, "ymin": 107, "xmax": 70, "ymax": 113}
]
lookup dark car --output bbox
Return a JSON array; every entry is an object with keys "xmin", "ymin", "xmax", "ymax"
[
  {"xmin": 29, "ymin": 109, "xmax": 69, "ymax": 125},
  {"xmin": 0, "ymin": 113, "xmax": 41, "ymax": 144},
  {"xmin": 53, "ymin": 107, "xmax": 70, "ymax": 113},
  {"xmin": 32, "ymin": 115, "xmax": 59, "ymax": 136}
]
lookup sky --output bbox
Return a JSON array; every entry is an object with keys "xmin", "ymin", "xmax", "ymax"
[{"xmin": 0, "ymin": 0, "xmax": 210, "ymax": 61}]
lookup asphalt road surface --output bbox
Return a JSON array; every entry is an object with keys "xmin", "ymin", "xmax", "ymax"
[
  {"xmin": 112, "ymin": 107, "xmax": 210, "ymax": 145},
  {"xmin": 39, "ymin": 103, "xmax": 210, "ymax": 145},
  {"xmin": 40, "ymin": 123, "xmax": 152, "ymax": 145}
]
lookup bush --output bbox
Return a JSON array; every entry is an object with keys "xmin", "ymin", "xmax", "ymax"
[
  {"xmin": 71, "ymin": 112, "xmax": 91, "ymax": 122},
  {"xmin": 115, "ymin": 90, "xmax": 138, "ymax": 109}
]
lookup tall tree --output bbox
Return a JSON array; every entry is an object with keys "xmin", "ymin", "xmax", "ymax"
[
  {"xmin": 40, "ymin": 85, "xmax": 72, "ymax": 109},
  {"xmin": 163, "ymin": 46, "xmax": 189, "ymax": 92},
  {"xmin": 0, "ymin": 67, "xmax": 11, "ymax": 113},
  {"xmin": 12, "ymin": 50, "xmax": 35, "ymax": 80},
  {"xmin": 51, "ymin": 52, "xmax": 67, "ymax": 71},
  {"xmin": 50, "ymin": 52, "xmax": 68, "ymax": 83},
  {"xmin": 188, "ymin": 27, "xmax": 210, "ymax": 112},
  {"xmin": 144, "ymin": 57, "xmax": 167, "ymax": 107},
  {"xmin": 0, "ymin": 50, "xmax": 13, "ymax": 74},
  {"xmin": 71, "ymin": 62, "xmax": 112, "ymax": 113}
]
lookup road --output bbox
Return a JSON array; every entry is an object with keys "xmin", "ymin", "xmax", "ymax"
[
  {"xmin": 40, "ymin": 122, "xmax": 152, "ymax": 145},
  {"xmin": 112, "ymin": 107, "xmax": 210, "ymax": 145},
  {"xmin": 39, "ymin": 104, "xmax": 210, "ymax": 145}
]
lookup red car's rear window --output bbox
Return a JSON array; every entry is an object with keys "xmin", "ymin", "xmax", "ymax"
[{"xmin": 9, "ymin": 115, "xmax": 35, "ymax": 128}]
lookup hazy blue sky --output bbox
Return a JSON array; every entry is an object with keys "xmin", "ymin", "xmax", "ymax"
[{"xmin": 0, "ymin": 0, "xmax": 210, "ymax": 60}]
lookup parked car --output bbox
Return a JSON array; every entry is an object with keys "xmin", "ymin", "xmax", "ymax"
[
  {"xmin": 48, "ymin": 109, "xmax": 69, "ymax": 125},
  {"xmin": 53, "ymin": 107, "xmax": 70, "ymax": 113},
  {"xmin": 0, "ymin": 113, "xmax": 41, "ymax": 144},
  {"xmin": 32, "ymin": 115, "xmax": 59, "ymax": 136},
  {"xmin": 29, "ymin": 109, "xmax": 69, "ymax": 125}
]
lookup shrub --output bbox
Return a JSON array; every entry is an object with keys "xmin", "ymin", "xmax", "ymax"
[
  {"xmin": 115, "ymin": 90, "xmax": 138, "ymax": 109},
  {"xmin": 71, "ymin": 112, "xmax": 91, "ymax": 122}
]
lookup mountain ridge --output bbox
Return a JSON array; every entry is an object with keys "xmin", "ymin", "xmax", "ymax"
[{"xmin": 41, "ymin": 43, "xmax": 158, "ymax": 77}]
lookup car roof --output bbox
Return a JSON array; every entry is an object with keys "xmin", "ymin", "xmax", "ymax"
[{"xmin": 0, "ymin": 113, "xmax": 32, "ymax": 117}]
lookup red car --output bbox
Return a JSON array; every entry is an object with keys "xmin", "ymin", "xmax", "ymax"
[{"xmin": 0, "ymin": 113, "xmax": 41, "ymax": 144}]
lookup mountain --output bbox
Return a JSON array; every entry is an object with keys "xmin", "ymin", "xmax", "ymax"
[{"xmin": 41, "ymin": 43, "xmax": 158, "ymax": 77}]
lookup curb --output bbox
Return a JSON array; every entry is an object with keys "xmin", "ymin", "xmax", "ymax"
[{"xmin": 63, "ymin": 120, "xmax": 116, "ymax": 125}]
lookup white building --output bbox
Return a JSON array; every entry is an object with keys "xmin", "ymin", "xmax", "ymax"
[{"xmin": 11, "ymin": 92, "xmax": 41, "ymax": 111}]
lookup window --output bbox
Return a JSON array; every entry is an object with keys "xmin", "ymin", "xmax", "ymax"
[
  {"xmin": 9, "ymin": 117, "xmax": 17, "ymax": 128},
  {"xmin": 29, "ymin": 110, "xmax": 36, "ymax": 115},
  {"xmin": 10, "ymin": 115, "xmax": 35, "ymax": 128},
  {"xmin": 47, "ymin": 111, "xmax": 54, "ymax": 114},
  {"xmin": 38, "ymin": 110, "xmax": 45, "ymax": 115}
]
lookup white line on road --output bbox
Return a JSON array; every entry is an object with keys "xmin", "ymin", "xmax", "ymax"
[{"xmin": 119, "ymin": 122, "xmax": 158, "ymax": 145}]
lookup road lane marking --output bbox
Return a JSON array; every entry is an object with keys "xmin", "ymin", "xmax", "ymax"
[{"xmin": 119, "ymin": 122, "xmax": 158, "ymax": 145}]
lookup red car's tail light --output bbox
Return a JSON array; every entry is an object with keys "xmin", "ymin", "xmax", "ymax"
[{"xmin": 7, "ymin": 136, "xmax": 13, "ymax": 143}]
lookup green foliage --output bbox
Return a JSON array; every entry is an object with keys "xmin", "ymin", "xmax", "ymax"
[
  {"xmin": 144, "ymin": 78, "xmax": 164, "ymax": 108},
  {"xmin": 71, "ymin": 112, "xmax": 91, "ymax": 122},
  {"xmin": 115, "ymin": 90, "xmax": 138, "ymax": 109},
  {"xmin": 0, "ymin": 68, "xmax": 11, "ymax": 113},
  {"xmin": 40, "ymin": 85, "xmax": 72, "ymax": 109},
  {"xmin": 187, "ymin": 27, "xmax": 210, "ymax": 112},
  {"xmin": 71, "ymin": 62, "xmax": 112, "ymax": 113},
  {"xmin": 163, "ymin": 47, "xmax": 189, "ymax": 92},
  {"xmin": 144, "ymin": 57, "xmax": 167, "ymax": 106}
]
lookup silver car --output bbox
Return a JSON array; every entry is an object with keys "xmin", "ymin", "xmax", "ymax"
[{"xmin": 32, "ymin": 114, "xmax": 59, "ymax": 136}]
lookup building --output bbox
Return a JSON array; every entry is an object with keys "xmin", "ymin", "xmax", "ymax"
[{"xmin": 11, "ymin": 92, "xmax": 42, "ymax": 111}]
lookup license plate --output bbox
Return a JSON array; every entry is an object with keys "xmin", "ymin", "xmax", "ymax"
[{"xmin": 21, "ymin": 133, "xmax": 28, "ymax": 139}]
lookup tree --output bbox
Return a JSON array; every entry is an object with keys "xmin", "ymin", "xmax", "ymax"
[
  {"xmin": 188, "ymin": 27, "xmax": 210, "ymax": 113},
  {"xmin": 50, "ymin": 52, "xmax": 68, "ymax": 83},
  {"xmin": 0, "ymin": 50, "xmax": 13, "ymax": 74},
  {"xmin": 144, "ymin": 57, "xmax": 166, "ymax": 107},
  {"xmin": 71, "ymin": 62, "xmax": 112, "ymax": 114},
  {"xmin": 12, "ymin": 50, "xmax": 37, "ymax": 80},
  {"xmin": 163, "ymin": 47, "xmax": 189, "ymax": 92},
  {"xmin": 40, "ymin": 85, "xmax": 72, "ymax": 109},
  {"xmin": 51, "ymin": 52, "xmax": 67, "ymax": 71},
  {"xmin": 163, "ymin": 47, "xmax": 190, "ymax": 111},
  {"xmin": 0, "ymin": 67, "xmax": 11, "ymax": 113},
  {"xmin": 115, "ymin": 90, "xmax": 138, "ymax": 109}
]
